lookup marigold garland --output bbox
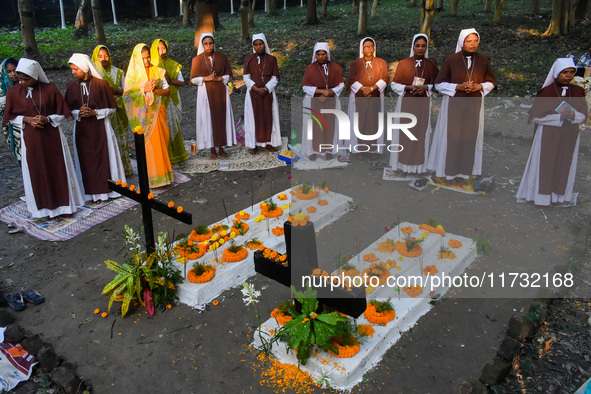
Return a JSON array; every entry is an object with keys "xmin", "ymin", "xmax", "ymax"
[
  {"xmin": 261, "ymin": 205, "xmax": 283, "ymax": 218},
  {"xmin": 396, "ymin": 241, "xmax": 423, "ymax": 258},
  {"xmin": 244, "ymin": 239, "xmax": 263, "ymax": 250},
  {"xmin": 422, "ymin": 265, "xmax": 439, "ymax": 276},
  {"xmin": 402, "ymin": 285, "xmax": 424, "ymax": 298},
  {"xmin": 190, "ymin": 228, "xmax": 213, "ymax": 243},
  {"xmin": 363, "ymin": 302, "xmax": 396, "ymax": 325},
  {"xmin": 234, "ymin": 211, "xmax": 250, "ymax": 220},
  {"xmin": 328, "ymin": 335, "xmax": 360, "ymax": 358},
  {"xmin": 187, "ymin": 266, "xmax": 215, "ymax": 283},
  {"xmin": 179, "ymin": 244, "xmax": 207, "ymax": 260},
  {"xmin": 418, "ymin": 223, "xmax": 445, "ymax": 236},
  {"xmin": 222, "ymin": 246, "xmax": 248, "ymax": 263},
  {"xmin": 294, "ymin": 187, "xmax": 319, "ymax": 200},
  {"xmin": 448, "ymin": 239, "xmax": 462, "ymax": 248}
]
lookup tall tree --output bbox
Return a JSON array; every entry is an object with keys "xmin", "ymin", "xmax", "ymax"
[
  {"xmin": 75, "ymin": 0, "xmax": 92, "ymax": 37},
  {"xmin": 321, "ymin": 0, "xmax": 329, "ymax": 17},
  {"xmin": 18, "ymin": 0, "xmax": 39, "ymax": 58},
  {"xmin": 194, "ymin": 0, "xmax": 215, "ymax": 48},
  {"xmin": 370, "ymin": 0, "xmax": 379, "ymax": 18},
  {"xmin": 484, "ymin": 0, "xmax": 491, "ymax": 12},
  {"xmin": 240, "ymin": 0, "xmax": 250, "ymax": 41},
  {"xmin": 91, "ymin": 0, "xmax": 106, "ymax": 45},
  {"xmin": 493, "ymin": 0, "xmax": 501, "ymax": 23},
  {"xmin": 249, "ymin": 0, "xmax": 255, "ymax": 27},
  {"xmin": 357, "ymin": 0, "xmax": 367, "ymax": 34},
  {"xmin": 307, "ymin": 0, "xmax": 319, "ymax": 24},
  {"xmin": 182, "ymin": 0, "xmax": 192, "ymax": 26},
  {"xmin": 352, "ymin": 0, "xmax": 359, "ymax": 14},
  {"xmin": 575, "ymin": 0, "xmax": 589, "ymax": 20},
  {"xmin": 531, "ymin": 0, "xmax": 540, "ymax": 14},
  {"xmin": 267, "ymin": 0, "xmax": 277, "ymax": 15},
  {"xmin": 543, "ymin": 0, "xmax": 576, "ymax": 35},
  {"xmin": 450, "ymin": 0, "xmax": 459, "ymax": 15},
  {"xmin": 420, "ymin": 0, "xmax": 442, "ymax": 39}
]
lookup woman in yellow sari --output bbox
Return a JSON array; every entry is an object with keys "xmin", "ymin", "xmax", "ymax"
[
  {"xmin": 150, "ymin": 39, "xmax": 188, "ymax": 164},
  {"xmin": 91, "ymin": 45, "xmax": 133, "ymax": 175},
  {"xmin": 123, "ymin": 44, "xmax": 173, "ymax": 188}
]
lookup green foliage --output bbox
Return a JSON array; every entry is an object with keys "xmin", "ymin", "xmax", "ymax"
[
  {"xmin": 369, "ymin": 299, "xmax": 394, "ymax": 314},
  {"xmin": 404, "ymin": 234, "xmax": 424, "ymax": 251},
  {"xmin": 473, "ymin": 232, "xmax": 492, "ymax": 255},
  {"xmin": 102, "ymin": 225, "xmax": 182, "ymax": 316},
  {"xmin": 275, "ymin": 286, "xmax": 348, "ymax": 365},
  {"xmin": 426, "ymin": 217, "xmax": 441, "ymax": 227},
  {"xmin": 300, "ymin": 181, "xmax": 313, "ymax": 194}
]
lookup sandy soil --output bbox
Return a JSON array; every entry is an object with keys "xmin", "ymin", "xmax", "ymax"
[{"xmin": 1, "ymin": 69, "xmax": 590, "ymax": 393}]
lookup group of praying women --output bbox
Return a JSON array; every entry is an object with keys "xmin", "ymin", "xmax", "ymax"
[{"xmin": 0, "ymin": 29, "xmax": 588, "ymax": 222}]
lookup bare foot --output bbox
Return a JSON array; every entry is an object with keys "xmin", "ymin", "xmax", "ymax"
[
  {"xmin": 210, "ymin": 148, "xmax": 218, "ymax": 160},
  {"xmin": 265, "ymin": 145, "xmax": 277, "ymax": 152},
  {"xmin": 219, "ymin": 147, "xmax": 229, "ymax": 159}
]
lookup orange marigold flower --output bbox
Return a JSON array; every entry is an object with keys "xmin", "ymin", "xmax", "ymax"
[
  {"xmin": 122, "ymin": 182, "xmax": 128, "ymax": 188},
  {"xmin": 129, "ymin": 185, "xmax": 135, "ymax": 191},
  {"xmin": 115, "ymin": 179, "xmax": 121, "ymax": 185},
  {"xmin": 94, "ymin": 308, "xmax": 100, "ymax": 315},
  {"xmin": 177, "ymin": 206, "xmax": 183, "ymax": 213},
  {"xmin": 213, "ymin": 300, "xmax": 219, "ymax": 306},
  {"xmin": 168, "ymin": 201, "xmax": 175, "ymax": 208},
  {"xmin": 133, "ymin": 126, "xmax": 144, "ymax": 134},
  {"xmin": 166, "ymin": 304, "xmax": 172, "ymax": 309},
  {"xmin": 136, "ymin": 189, "xmax": 141, "ymax": 194},
  {"xmin": 101, "ymin": 312, "xmax": 108, "ymax": 318},
  {"xmin": 148, "ymin": 193, "xmax": 154, "ymax": 200},
  {"xmin": 306, "ymin": 206, "xmax": 317, "ymax": 213}
]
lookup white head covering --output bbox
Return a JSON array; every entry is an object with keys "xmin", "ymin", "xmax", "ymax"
[
  {"xmin": 542, "ymin": 58, "xmax": 576, "ymax": 88},
  {"xmin": 410, "ymin": 33, "xmax": 429, "ymax": 58},
  {"xmin": 68, "ymin": 53, "xmax": 103, "ymax": 79},
  {"xmin": 311, "ymin": 42, "xmax": 331, "ymax": 63},
  {"xmin": 455, "ymin": 28, "xmax": 479, "ymax": 53},
  {"xmin": 15, "ymin": 58, "xmax": 49, "ymax": 83},
  {"xmin": 359, "ymin": 37, "xmax": 376, "ymax": 58},
  {"xmin": 197, "ymin": 33, "xmax": 215, "ymax": 55},
  {"xmin": 252, "ymin": 33, "xmax": 271, "ymax": 55}
]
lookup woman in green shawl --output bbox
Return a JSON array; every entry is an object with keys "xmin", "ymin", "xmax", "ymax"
[
  {"xmin": 1, "ymin": 58, "xmax": 21, "ymax": 161},
  {"xmin": 91, "ymin": 45, "xmax": 133, "ymax": 175},
  {"xmin": 151, "ymin": 39, "xmax": 188, "ymax": 163}
]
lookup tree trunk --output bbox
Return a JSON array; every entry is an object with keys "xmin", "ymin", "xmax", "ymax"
[
  {"xmin": 18, "ymin": 0, "xmax": 39, "ymax": 58},
  {"xmin": 267, "ymin": 0, "xmax": 277, "ymax": 15},
  {"xmin": 575, "ymin": 0, "xmax": 588, "ymax": 19},
  {"xmin": 194, "ymin": 0, "xmax": 215, "ymax": 48},
  {"xmin": 306, "ymin": 0, "xmax": 319, "ymax": 24},
  {"xmin": 352, "ymin": 0, "xmax": 359, "ymax": 14},
  {"xmin": 182, "ymin": 0, "xmax": 191, "ymax": 26},
  {"xmin": 493, "ymin": 0, "xmax": 502, "ymax": 23},
  {"xmin": 370, "ymin": 0, "xmax": 379, "ymax": 18},
  {"xmin": 420, "ymin": 0, "xmax": 440, "ymax": 39},
  {"xmin": 321, "ymin": 0, "xmax": 328, "ymax": 17},
  {"xmin": 567, "ymin": 0, "xmax": 576, "ymax": 31},
  {"xmin": 410, "ymin": 0, "xmax": 417, "ymax": 6},
  {"xmin": 149, "ymin": 0, "xmax": 158, "ymax": 17},
  {"xmin": 75, "ymin": 0, "xmax": 92, "ymax": 37},
  {"xmin": 420, "ymin": 0, "xmax": 425, "ymax": 26},
  {"xmin": 543, "ymin": 0, "xmax": 575, "ymax": 35},
  {"xmin": 213, "ymin": 1, "xmax": 223, "ymax": 29},
  {"xmin": 450, "ymin": 0, "xmax": 459, "ymax": 15},
  {"xmin": 91, "ymin": 0, "xmax": 106, "ymax": 45},
  {"xmin": 484, "ymin": 0, "xmax": 491, "ymax": 12},
  {"xmin": 532, "ymin": 0, "xmax": 540, "ymax": 14},
  {"xmin": 240, "ymin": 0, "xmax": 250, "ymax": 41},
  {"xmin": 357, "ymin": 0, "xmax": 367, "ymax": 35},
  {"xmin": 249, "ymin": 0, "xmax": 255, "ymax": 27}
]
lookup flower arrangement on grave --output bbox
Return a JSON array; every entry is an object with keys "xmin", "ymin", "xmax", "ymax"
[
  {"xmin": 222, "ymin": 241, "xmax": 248, "ymax": 263},
  {"xmin": 363, "ymin": 253, "xmax": 379, "ymax": 263},
  {"xmin": 258, "ymin": 246, "xmax": 288, "ymax": 266},
  {"xmin": 396, "ymin": 235, "xmax": 424, "ymax": 258},
  {"xmin": 174, "ymin": 238, "xmax": 206, "ymax": 260},
  {"xmin": 261, "ymin": 199, "xmax": 283, "ymax": 218},
  {"xmin": 289, "ymin": 213, "xmax": 310, "ymax": 227},
  {"xmin": 401, "ymin": 226, "xmax": 413, "ymax": 234},
  {"xmin": 102, "ymin": 225, "xmax": 183, "ymax": 317},
  {"xmin": 244, "ymin": 238, "xmax": 263, "ymax": 250},
  {"xmin": 294, "ymin": 182, "xmax": 319, "ymax": 200},
  {"xmin": 376, "ymin": 238, "xmax": 397, "ymax": 254},
  {"xmin": 274, "ymin": 286, "xmax": 349, "ymax": 365},
  {"xmin": 277, "ymin": 193, "xmax": 288, "ymax": 201},
  {"xmin": 402, "ymin": 285, "xmax": 424, "ymax": 298},
  {"xmin": 270, "ymin": 300, "xmax": 294, "ymax": 326},
  {"xmin": 317, "ymin": 199, "xmax": 328, "ymax": 206},
  {"xmin": 314, "ymin": 181, "xmax": 329, "ymax": 193},
  {"xmin": 306, "ymin": 206, "xmax": 317, "ymax": 213},
  {"xmin": 328, "ymin": 334, "xmax": 360, "ymax": 358},
  {"xmin": 231, "ymin": 219, "xmax": 249, "ymax": 235},
  {"xmin": 437, "ymin": 246, "xmax": 456, "ymax": 260},
  {"xmin": 356, "ymin": 324, "xmax": 375, "ymax": 338},
  {"xmin": 422, "ymin": 265, "xmax": 439, "ymax": 276},
  {"xmin": 448, "ymin": 239, "xmax": 462, "ymax": 248},
  {"xmin": 234, "ymin": 210, "xmax": 250, "ymax": 220},
  {"xmin": 210, "ymin": 223, "xmax": 230, "ymax": 234},
  {"xmin": 419, "ymin": 223, "xmax": 445, "ymax": 236},
  {"xmin": 271, "ymin": 226, "xmax": 284, "ymax": 236},
  {"xmin": 363, "ymin": 299, "xmax": 396, "ymax": 325},
  {"xmin": 338, "ymin": 264, "xmax": 361, "ymax": 279},
  {"xmin": 362, "ymin": 261, "xmax": 392, "ymax": 285},
  {"xmin": 190, "ymin": 225, "xmax": 213, "ymax": 243},
  {"xmin": 187, "ymin": 261, "xmax": 215, "ymax": 283}
]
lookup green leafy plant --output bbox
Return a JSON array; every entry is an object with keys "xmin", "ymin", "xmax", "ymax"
[
  {"xmin": 194, "ymin": 225, "xmax": 211, "ymax": 235},
  {"xmin": 427, "ymin": 217, "xmax": 441, "ymax": 227},
  {"xmin": 275, "ymin": 286, "xmax": 348, "ymax": 365},
  {"xmin": 404, "ymin": 234, "xmax": 424, "ymax": 251},
  {"xmin": 102, "ymin": 226, "xmax": 182, "ymax": 317},
  {"xmin": 473, "ymin": 228, "xmax": 491, "ymax": 255},
  {"xmin": 300, "ymin": 181, "xmax": 313, "ymax": 194},
  {"xmin": 369, "ymin": 299, "xmax": 394, "ymax": 314}
]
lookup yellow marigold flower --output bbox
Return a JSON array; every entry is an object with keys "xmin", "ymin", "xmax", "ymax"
[
  {"xmin": 255, "ymin": 217, "xmax": 260, "ymax": 223},
  {"xmin": 211, "ymin": 234, "xmax": 218, "ymax": 241},
  {"xmin": 219, "ymin": 238, "xmax": 225, "ymax": 244},
  {"xmin": 230, "ymin": 232, "xmax": 236, "ymax": 238},
  {"xmin": 221, "ymin": 230, "xmax": 227, "ymax": 236}
]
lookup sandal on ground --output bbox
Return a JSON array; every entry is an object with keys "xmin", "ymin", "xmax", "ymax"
[
  {"xmin": 4, "ymin": 293, "xmax": 26, "ymax": 311},
  {"xmin": 21, "ymin": 289, "xmax": 45, "ymax": 305},
  {"xmin": 337, "ymin": 156, "xmax": 351, "ymax": 163}
]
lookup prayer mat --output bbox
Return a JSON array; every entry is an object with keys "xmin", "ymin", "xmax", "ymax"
[
  {"xmin": 175, "ymin": 138, "xmax": 287, "ymax": 174},
  {"xmin": 0, "ymin": 161, "xmax": 191, "ymax": 242},
  {"xmin": 427, "ymin": 175, "xmax": 485, "ymax": 195},
  {"xmin": 0, "ymin": 327, "xmax": 38, "ymax": 392}
]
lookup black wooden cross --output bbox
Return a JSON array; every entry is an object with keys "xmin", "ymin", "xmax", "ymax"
[
  {"xmin": 107, "ymin": 131, "xmax": 192, "ymax": 254},
  {"xmin": 254, "ymin": 220, "xmax": 367, "ymax": 318}
]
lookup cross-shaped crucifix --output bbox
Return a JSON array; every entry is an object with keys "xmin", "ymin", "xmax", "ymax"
[
  {"xmin": 254, "ymin": 220, "xmax": 366, "ymax": 318},
  {"xmin": 107, "ymin": 130, "xmax": 192, "ymax": 254}
]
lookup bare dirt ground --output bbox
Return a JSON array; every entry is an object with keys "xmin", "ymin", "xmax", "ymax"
[{"xmin": 1, "ymin": 62, "xmax": 591, "ymax": 394}]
